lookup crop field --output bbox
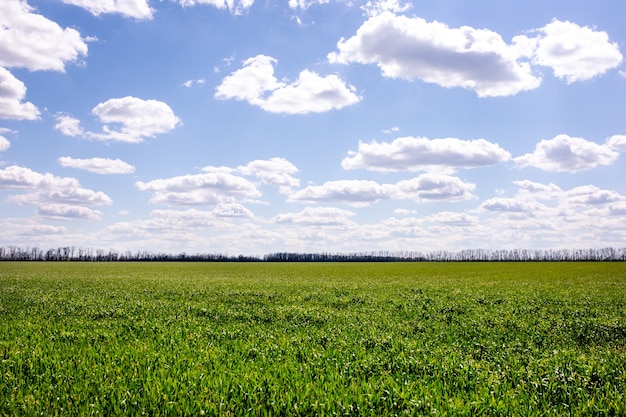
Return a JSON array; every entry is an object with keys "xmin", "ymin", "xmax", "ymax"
[{"xmin": 1, "ymin": 262, "xmax": 625, "ymax": 416}]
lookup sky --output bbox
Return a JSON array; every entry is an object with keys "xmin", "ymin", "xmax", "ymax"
[{"xmin": 1, "ymin": 0, "xmax": 625, "ymax": 256}]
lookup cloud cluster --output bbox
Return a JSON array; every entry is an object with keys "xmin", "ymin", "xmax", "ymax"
[
  {"xmin": 55, "ymin": 97, "xmax": 181, "ymax": 143},
  {"xmin": 0, "ymin": 166, "xmax": 111, "ymax": 220},
  {"xmin": 328, "ymin": 13, "xmax": 622, "ymax": 97},
  {"xmin": 215, "ymin": 55, "xmax": 361, "ymax": 114},
  {"xmin": 0, "ymin": 0, "xmax": 89, "ymax": 121}
]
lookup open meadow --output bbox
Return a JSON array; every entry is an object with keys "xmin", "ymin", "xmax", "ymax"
[{"xmin": 1, "ymin": 262, "xmax": 625, "ymax": 416}]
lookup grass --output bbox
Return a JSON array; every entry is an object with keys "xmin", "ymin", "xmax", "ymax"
[{"xmin": 1, "ymin": 262, "xmax": 625, "ymax": 416}]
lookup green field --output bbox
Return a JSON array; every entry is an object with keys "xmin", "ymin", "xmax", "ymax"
[{"xmin": 1, "ymin": 262, "xmax": 625, "ymax": 416}]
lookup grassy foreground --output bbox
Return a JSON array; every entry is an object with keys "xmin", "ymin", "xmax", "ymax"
[{"xmin": 1, "ymin": 262, "xmax": 625, "ymax": 416}]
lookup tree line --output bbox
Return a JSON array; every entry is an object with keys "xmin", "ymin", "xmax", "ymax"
[{"xmin": 0, "ymin": 246, "xmax": 625, "ymax": 262}]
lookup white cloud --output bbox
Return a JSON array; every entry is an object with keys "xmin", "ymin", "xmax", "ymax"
[
  {"xmin": 288, "ymin": 0, "xmax": 330, "ymax": 10},
  {"xmin": 608, "ymin": 203, "xmax": 626, "ymax": 216},
  {"xmin": 288, "ymin": 174, "xmax": 475, "ymax": 205},
  {"xmin": 273, "ymin": 207, "xmax": 355, "ymax": 226},
  {"xmin": 566, "ymin": 185, "xmax": 624, "ymax": 205},
  {"xmin": 177, "ymin": 0, "xmax": 254, "ymax": 15},
  {"xmin": 0, "ymin": 134, "xmax": 10, "ymax": 152},
  {"xmin": 58, "ymin": 157, "xmax": 136, "ymax": 175},
  {"xmin": 514, "ymin": 134, "xmax": 619, "ymax": 172},
  {"xmin": 606, "ymin": 135, "xmax": 626, "ymax": 152},
  {"xmin": 215, "ymin": 55, "xmax": 361, "ymax": 114},
  {"xmin": 38, "ymin": 204, "xmax": 103, "ymax": 221},
  {"xmin": 0, "ymin": 165, "xmax": 79, "ymax": 190},
  {"xmin": 480, "ymin": 197, "xmax": 547, "ymax": 213},
  {"xmin": 0, "ymin": 0, "xmax": 88, "ymax": 72},
  {"xmin": 238, "ymin": 157, "xmax": 300, "ymax": 193},
  {"xmin": 0, "ymin": 137, "xmax": 9, "ymax": 152},
  {"xmin": 136, "ymin": 171, "xmax": 261, "ymax": 206},
  {"xmin": 361, "ymin": 0, "xmax": 411, "ymax": 17},
  {"xmin": 213, "ymin": 203, "xmax": 254, "ymax": 218},
  {"xmin": 146, "ymin": 190, "xmax": 230, "ymax": 206},
  {"xmin": 181, "ymin": 79, "xmax": 206, "ymax": 88},
  {"xmin": 0, "ymin": 68, "xmax": 40, "ymax": 120},
  {"xmin": 288, "ymin": 179, "xmax": 390, "ymax": 206},
  {"xmin": 393, "ymin": 173, "xmax": 476, "ymax": 202},
  {"xmin": 422, "ymin": 211, "xmax": 478, "ymax": 226},
  {"xmin": 532, "ymin": 20, "xmax": 623, "ymax": 83},
  {"xmin": 56, "ymin": 97, "xmax": 181, "ymax": 143},
  {"xmin": 54, "ymin": 115, "xmax": 85, "ymax": 137},
  {"xmin": 60, "ymin": 0, "xmax": 153, "ymax": 19},
  {"xmin": 9, "ymin": 187, "xmax": 112, "ymax": 207},
  {"xmin": 0, "ymin": 165, "xmax": 112, "ymax": 220},
  {"xmin": 513, "ymin": 179, "xmax": 562, "ymax": 195},
  {"xmin": 342, "ymin": 136, "xmax": 511, "ymax": 172},
  {"xmin": 393, "ymin": 208, "xmax": 417, "ymax": 216},
  {"xmin": 328, "ymin": 12, "xmax": 541, "ymax": 97}
]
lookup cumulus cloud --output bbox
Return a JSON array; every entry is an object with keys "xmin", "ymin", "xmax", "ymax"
[
  {"xmin": 532, "ymin": 20, "xmax": 623, "ymax": 83},
  {"xmin": 55, "ymin": 97, "xmax": 181, "ymax": 143},
  {"xmin": 54, "ymin": 114, "xmax": 85, "ymax": 137},
  {"xmin": 288, "ymin": 180, "xmax": 390, "ymax": 206},
  {"xmin": 566, "ymin": 185, "xmax": 624, "ymax": 205},
  {"xmin": 238, "ymin": 157, "xmax": 300, "ymax": 193},
  {"xmin": 606, "ymin": 135, "xmax": 626, "ymax": 152},
  {"xmin": 0, "ymin": 137, "xmax": 9, "ymax": 152},
  {"xmin": 0, "ymin": 165, "xmax": 79, "ymax": 190},
  {"xmin": 212, "ymin": 203, "xmax": 254, "ymax": 218},
  {"xmin": 60, "ymin": 0, "xmax": 153, "ymax": 19},
  {"xmin": 288, "ymin": 174, "xmax": 475, "ymax": 205},
  {"xmin": 422, "ymin": 211, "xmax": 477, "ymax": 226},
  {"xmin": 0, "ymin": 165, "xmax": 111, "ymax": 220},
  {"xmin": 177, "ymin": 0, "xmax": 254, "ymax": 15},
  {"xmin": 480, "ymin": 197, "xmax": 546, "ymax": 213},
  {"xmin": 0, "ymin": 130, "xmax": 11, "ymax": 151},
  {"xmin": 58, "ymin": 157, "xmax": 136, "ymax": 175},
  {"xmin": 38, "ymin": 204, "xmax": 103, "ymax": 221},
  {"xmin": 273, "ymin": 207, "xmax": 355, "ymax": 226},
  {"xmin": 393, "ymin": 174, "xmax": 475, "ymax": 202},
  {"xmin": 514, "ymin": 134, "xmax": 619, "ymax": 172},
  {"xmin": 136, "ymin": 171, "xmax": 261, "ymax": 206},
  {"xmin": 215, "ymin": 55, "xmax": 361, "ymax": 114},
  {"xmin": 342, "ymin": 136, "xmax": 511, "ymax": 172},
  {"xmin": 0, "ymin": 68, "xmax": 40, "ymax": 120},
  {"xmin": 328, "ymin": 12, "xmax": 541, "ymax": 97},
  {"xmin": 9, "ymin": 186, "xmax": 112, "ymax": 207},
  {"xmin": 0, "ymin": 0, "xmax": 88, "ymax": 72}
]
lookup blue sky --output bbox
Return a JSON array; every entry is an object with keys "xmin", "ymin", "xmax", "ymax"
[{"xmin": 1, "ymin": 0, "xmax": 625, "ymax": 255}]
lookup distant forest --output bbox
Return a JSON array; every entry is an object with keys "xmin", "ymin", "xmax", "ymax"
[{"xmin": 1, "ymin": 246, "xmax": 625, "ymax": 262}]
